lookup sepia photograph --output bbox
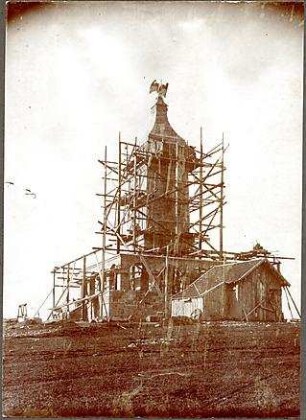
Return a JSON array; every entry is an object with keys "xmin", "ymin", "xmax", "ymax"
[{"xmin": 3, "ymin": 1, "xmax": 303, "ymax": 418}]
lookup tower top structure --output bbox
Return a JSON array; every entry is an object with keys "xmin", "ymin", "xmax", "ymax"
[
  {"xmin": 150, "ymin": 95, "xmax": 184, "ymax": 141},
  {"xmin": 149, "ymin": 81, "xmax": 185, "ymax": 143}
]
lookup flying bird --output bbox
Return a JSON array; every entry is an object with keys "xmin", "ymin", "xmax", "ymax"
[
  {"xmin": 5, "ymin": 182, "xmax": 38, "ymax": 199},
  {"xmin": 25, "ymin": 188, "xmax": 37, "ymax": 199}
]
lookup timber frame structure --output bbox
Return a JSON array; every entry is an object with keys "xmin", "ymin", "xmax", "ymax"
[
  {"xmin": 45, "ymin": 85, "xmax": 298, "ymax": 322},
  {"xmin": 96, "ymin": 129, "xmax": 226, "ymax": 259}
]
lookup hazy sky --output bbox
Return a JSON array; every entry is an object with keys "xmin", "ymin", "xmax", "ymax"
[{"xmin": 5, "ymin": 1, "xmax": 303, "ymax": 319}]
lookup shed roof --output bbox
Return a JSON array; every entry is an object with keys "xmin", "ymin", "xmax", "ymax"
[{"xmin": 172, "ymin": 259, "xmax": 289, "ymax": 300}]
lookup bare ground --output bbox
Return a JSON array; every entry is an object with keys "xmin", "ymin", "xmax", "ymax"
[{"xmin": 2, "ymin": 320, "xmax": 300, "ymax": 418}]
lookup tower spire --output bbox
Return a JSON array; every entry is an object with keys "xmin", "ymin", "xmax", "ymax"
[{"xmin": 149, "ymin": 82, "xmax": 182, "ymax": 140}]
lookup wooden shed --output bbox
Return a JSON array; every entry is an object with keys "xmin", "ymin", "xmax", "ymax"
[{"xmin": 171, "ymin": 259, "xmax": 289, "ymax": 322}]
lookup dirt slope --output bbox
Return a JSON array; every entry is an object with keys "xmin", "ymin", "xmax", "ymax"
[{"xmin": 3, "ymin": 320, "xmax": 300, "ymax": 418}]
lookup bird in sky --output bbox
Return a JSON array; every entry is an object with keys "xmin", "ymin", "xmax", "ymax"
[
  {"xmin": 5, "ymin": 181, "xmax": 38, "ymax": 199},
  {"xmin": 25, "ymin": 188, "xmax": 37, "ymax": 199}
]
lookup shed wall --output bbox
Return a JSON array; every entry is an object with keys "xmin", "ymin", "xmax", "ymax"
[
  {"xmin": 232, "ymin": 265, "xmax": 283, "ymax": 321},
  {"xmin": 171, "ymin": 263, "xmax": 285, "ymax": 322}
]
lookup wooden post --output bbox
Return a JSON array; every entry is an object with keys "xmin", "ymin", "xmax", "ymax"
[
  {"xmin": 117, "ymin": 133, "xmax": 121, "ymax": 255},
  {"xmin": 52, "ymin": 269, "xmax": 56, "ymax": 311},
  {"xmin": 66, "ymin": 263, "xmax": 70, "ymax": 318},
  {"xmin": 219, "ymin": 133, "xmax": 224, "ymax": 257},
  {"xmin": 164, "ymin": 246, "xmax": 170, "ymax": 320},
  {"xmin": 283, "ymin": 287, "xmax": 294, "ymax": 319},
  {"xmin": 95, "ymin": 253, "xmax": 108, "ymax": 320},
  {"xmin": 102, "ymin": 146, "xmax": 108, "ymax": 318},
  {"xmin": 199, "ymin": 127, "xmax": 203, "ymax": 251},
  {"xmin": 133, "ymin": 137, "xmax": 137, "ymax": 250},
  {"xmin": 285, "ymin": 286, "xmax": 301, "ymax": 318},
  {"xmin": 175, "ymin": 142, "xmax": 179, "ymax": 251},
  {"xmin": 82, "ymin": 256, "xmax": 87, "ymax": 321}
]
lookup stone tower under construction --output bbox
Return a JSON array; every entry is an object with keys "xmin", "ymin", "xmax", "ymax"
[
  {"xmin": 144, "ymin": 95, "xmax": 197, "ymax": 255},
  {"xmin": 48, "ymin": 83, "xmax": 228, "ymax": 321},
  {"xmin": 47, "ymin": 83, "xmax": 295, "ymax": 323}
]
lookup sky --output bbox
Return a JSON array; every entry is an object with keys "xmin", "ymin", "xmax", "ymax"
[{"xmin": 4, "ymin": 1, "xmax": 303, "ymax": 319}]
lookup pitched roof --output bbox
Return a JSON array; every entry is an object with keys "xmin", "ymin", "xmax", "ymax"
[{"xmin": 172, "ymin": 259, "xmax": 289, "ymax": 300}]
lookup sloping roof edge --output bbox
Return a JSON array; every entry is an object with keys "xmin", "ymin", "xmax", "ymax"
[
  {"xmin": 224, "ymin": 259, "xmax": 264, "ymax": 285},
  {"xmin": 224, "ymin": 259, "xmax": 290, "ymax": 287},
  {"xmin": 172, "ymin": 258, "xmax": 290, "ymax": 300},
  {"xmin": 172, "ymin": 280, "xmax": 224, "ymax": 301},
  {"xmin": 262, "ymin": 259, "xmax": 291, "ymax": 287}
]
